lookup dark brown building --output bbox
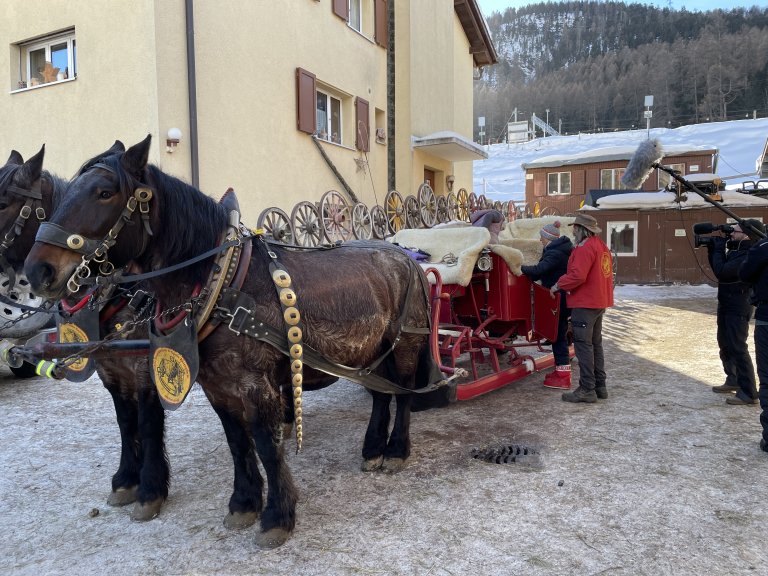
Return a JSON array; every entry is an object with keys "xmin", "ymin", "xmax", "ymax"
[{"xmin": 522, "ymin": 144, "xmax": 718, "ymax": 216}]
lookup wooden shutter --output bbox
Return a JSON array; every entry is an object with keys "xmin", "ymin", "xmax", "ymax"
[
  {"xmin": 355, "ymin": 97, "xmax": 370, "ymax": 152},
  {"xmin": 332, "ymin": 0, "xmax": 348, "ymax": 20},
  {"xmin": 533, "ymin": 177, "xmax": 546, "ymax": 197},
  {"xmin": 374, "ymin": 0, "xmax": 388, "ymax": 48},
  {"xmin": 296, "ymin": 68, "xmax": 316, "ymax": 134}
]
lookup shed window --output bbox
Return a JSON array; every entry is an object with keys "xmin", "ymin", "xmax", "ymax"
[
  {"xmin": 658, "ymin": 163, "xmax": 685, "ymax": 190},
  {"xmin": 547, "ymin": 172, "xmax": 571, "ymax": 195},
  {"xmin": 600, "ymin": 168, "xmax": 627, "ymax": 189},
  {"xmin": 608, "ymin": 220, "xmax": 638, "ymax": 257}
]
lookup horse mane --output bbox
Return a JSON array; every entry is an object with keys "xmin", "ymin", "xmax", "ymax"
[
  {"xmin": 46, "ymin": 172, "xmax": 69, "ymax": 205},
  {"xmin": 89, "ymin": 154, "xmax": 228, "ymax": 284}
]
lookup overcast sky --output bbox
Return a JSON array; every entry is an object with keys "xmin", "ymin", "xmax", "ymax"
[{"xmin": 477, "ymin": 0, "xmax": 768, "ymax": 15}]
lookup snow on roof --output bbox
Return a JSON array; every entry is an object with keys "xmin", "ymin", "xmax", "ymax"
[
  {"xmin": 595, "ymin": 189, "xmax": 768, "ymax": 210},
  {"xmin": 521, "ymin": 144, "xmax": 716, "ymax": 169}
]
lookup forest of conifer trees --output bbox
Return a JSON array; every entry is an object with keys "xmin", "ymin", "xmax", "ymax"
[{"xmin": 475, "ymin": 2, "xmax": 768, "ymax": 141}]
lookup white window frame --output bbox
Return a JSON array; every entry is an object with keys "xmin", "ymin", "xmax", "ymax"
[
  {"xmin": 601, "ymin": 168, "xmax": 627, "ymax": 189},
  {"xmin": 607, "ymin": 220, "xmax": 639, "ymax": 257},
  {"xmin": 316, "ymin": 89, "xmax": 343, "ymax": 145},
  {"xmin": 349, "ymin": 0, "xmax": 363, "ymax": 33},
  {"xmin": 20, "ymin": 30, "xmax": 76, "ymax": 89},
  {"xmin": 547, "ymin": 171, "xmax": 571, "ymax": 195},
  {"xmin": 658, "ymin": 163, "xmax": 685, "ymax": 190}
]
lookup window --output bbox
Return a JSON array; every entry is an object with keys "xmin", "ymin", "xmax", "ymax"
[
  {"xmin": 547, "ymin": 172, "xmax": 571, "ymax": 195},
  {"xmin": 608, "ymin": 221, "xmax": 638, "ymax": 257},
  {"xmin": 600, "ymin": 168, "xmax": 626, "ymax": 189},
  {"xmin": 349, "ymin": 0, "xmax": 363, "ymax": 32},
  {"xmin": 16, "ymin": 30, "xmax": 76, "ymax": 89},
  {"xmin": 658, "ymin": 163, "xmax": 685, "ymax": 190},
  {"xmin": 317, "ymin": 90, "xmax": 342, "ymax": 144}
]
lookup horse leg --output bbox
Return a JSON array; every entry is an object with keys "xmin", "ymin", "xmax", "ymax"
[
  {"xmin": 381, "ymin": 393, "xmax": 413, "ymax": 473},
  {"xmin": 361, "ymin": 391, "xmax": 392, "ymax": 471},
  {"xmin": 104, "ymin": 382, "xmax": 140, "ymax": 506},
  {"xmin": 249, "ymin": 384, "xmax": 297, "ymax": 549},
  {"xmin": 131, "ymin": 382, "xmax": 170, "ymax": 522},
  {"xmin": 210, "ymin": 404, "xmax": 263, "ymax": 530}
]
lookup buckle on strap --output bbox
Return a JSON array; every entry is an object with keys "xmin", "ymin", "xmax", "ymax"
[{"xmin": 227, "ymin": 306, "xmax": 253, "ymax": 336}]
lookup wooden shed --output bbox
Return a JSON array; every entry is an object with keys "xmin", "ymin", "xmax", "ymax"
[{"xmin": 522, "ymin": 144, "xmax": 718, "ymax": 216}]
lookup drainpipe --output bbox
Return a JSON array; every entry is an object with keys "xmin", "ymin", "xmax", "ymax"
[
  {"xmin": 185, "ymin": 0, "xmax": 200, "ymax": 188},
  {"xmin": 387, "ymin": 0, "xmax": 395, "ymax": 191}
]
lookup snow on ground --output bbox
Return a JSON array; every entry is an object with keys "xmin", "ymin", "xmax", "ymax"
[{"xmin": 474, "ymin": 117, "xmax": 768, "ymax": 203}]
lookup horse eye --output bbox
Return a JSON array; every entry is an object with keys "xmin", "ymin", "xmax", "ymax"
[
  {"xmin": 99, "ymin": 189, "xmax": 115, "ymax": 200},
  {"xmin": 0, "ymin": 203, "xmax": 8, "ymax": 211}
]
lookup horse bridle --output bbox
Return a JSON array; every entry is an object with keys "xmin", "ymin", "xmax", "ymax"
[
  {"xmin": 34, "ymin": 162, "xmax": 154, "ymax": 293},
  {"xmin": 0, "ymin": 178, "xmax": 47, "ymax": 290}
]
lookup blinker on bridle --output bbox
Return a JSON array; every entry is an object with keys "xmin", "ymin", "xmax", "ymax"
[
  {"xmin": 33, "ymin": 161, "xmax": 154, "ymax": 293},
  {"xmin": 0, "ymin": 178, "xmax": 46, "ymax": 290}
]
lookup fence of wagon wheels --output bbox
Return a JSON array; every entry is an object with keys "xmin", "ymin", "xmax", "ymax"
[{"xmin": 255, "ymin": 184, "xmax": 525, "ymax": 247}]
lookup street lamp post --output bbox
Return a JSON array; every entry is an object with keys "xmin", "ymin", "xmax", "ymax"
[{"xmin": 545, "ymin": 109, "xmax": 550, "ymax": 136}]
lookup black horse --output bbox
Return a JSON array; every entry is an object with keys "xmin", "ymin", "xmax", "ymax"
[
  {"xmin": 24, "ymin": 135, "xmax": 442, "ymax": 547},
  {"xmin": 0, "ymin": 145, "xmax": 169, "ymax": 520}
]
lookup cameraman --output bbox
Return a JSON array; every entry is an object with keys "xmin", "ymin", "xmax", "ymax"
[
  {"xmin": 705, "ymin": 222, "xmax": 758, "ymax": 405},
  {"xmin": 737, "ymin": 220, "xmax": 768, "ymax": 451}
]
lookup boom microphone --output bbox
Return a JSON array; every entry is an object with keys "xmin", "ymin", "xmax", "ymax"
[{"xmin": 621, "ymin": 139, "xmax": 664, "ymax": 189}]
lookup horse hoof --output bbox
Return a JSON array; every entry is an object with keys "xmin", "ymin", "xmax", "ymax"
[
  {"xmin": 361, "ymin": 455, "xmax": 384, "ymax": 472},
  {"xmin": 255, "ymin": 527, "xmax": 291, "ymax": 549},
  {"xmin": 130, "ymin": 499, "xmax": 163, "ymax": 522},
  {"xmin": 224, "ymin": 511, "xmax": 259, "ymax": 530},
  {"xmin": 107, "ymin": 486, "xmax": 138, "ymax": 507},
  {"xmin": 381, "ymin": 457, "xmax": 407, "ymax": 474}
]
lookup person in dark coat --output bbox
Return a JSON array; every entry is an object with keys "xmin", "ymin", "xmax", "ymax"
[
  {"xmin": 737, "ymin": 219, "xmax": 768, "ymax": 450},
  {"xmin": 707, "ymin": 222, "xmax": 758, "ymax": 405},
  {"xmin": 520, "ymin": 220, "xmax": 574, "ymax": 389}
]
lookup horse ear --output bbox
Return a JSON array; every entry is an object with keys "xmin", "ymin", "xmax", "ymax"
[
  {"xmin": 107, "ymin": 140, "xmax": 126, "ymax": 154},
  {"xmin": 17, "ymin": 144, "xmax": 45, "ymax": 185},
  {"xmin": 121, "ymin": 134, "xmax": 152, "ymax": 176},
  {"xmin": 6, "ymin": 150, "xmax": 24, "ymax": 166}
]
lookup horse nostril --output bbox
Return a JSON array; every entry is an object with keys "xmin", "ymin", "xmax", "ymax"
[{"xmin": 26, "ymin": 262, "xmax": 55, "ymax": 292}]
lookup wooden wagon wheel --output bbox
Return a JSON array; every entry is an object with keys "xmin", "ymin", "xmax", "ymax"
[
  {"xmin": 257, "ymin": 207, "xmax": 294, "ymax": 245},
  {"xmin": 505, "ymin": 200, "xmax": 517, "ymax": 221},
  {"xmin": 370, "ymin": 205, "xmax": 388, "ymax": 239},
  {"xmin": 404, "ymin": 195, "xmax": 421, "ymax": 229},
  {"xmin": 456, "ymin": 188, "xmax": 470, "ymax": 221},
  {"xmin": 436, "ymin": 195, "xmax": 449, "ymax": 224},
  {"xmin": 493, "ymin": 200, "xmax": 503, "ymax": 211},
  {"xmin": 291, "ymin": 201, "xmax": 324, "ymax": 247},
  {"xmin": 385, "ymin": 190, "xmax": 406, "ymax": 233},
  {"xmin": 477, "ymin": 194, "xmax": 489, "ymax": 210},
  {"xmin": 417, "ymin": 182, "xmax": 438, "ymax": 228},
  {"xmin": 351, "ymin": 202, "xmax": 373, "ymax": 240},
  {"xmin": 446, "ymin": 191, "xmax": 459, "ymax": 221},
  {"xmin": 468, "ymin": 192, "xmax": 478, "ymax": 213},
  {"xmin": 539, "ymin": 205, "xmax": 562, "ymax": 217},
  {"xmin": 320, "ymin": 190, "xmax": 352, "ymax": 243}
]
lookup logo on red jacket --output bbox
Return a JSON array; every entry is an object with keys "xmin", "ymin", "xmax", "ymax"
[{"xmin": 601, "ymin": 253, "xmax": 612, "ymax": 277}]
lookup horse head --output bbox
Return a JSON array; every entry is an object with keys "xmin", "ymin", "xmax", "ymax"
[{"xmin": 25, "ymin": 136, "xmax": 147, "ymax": 299}]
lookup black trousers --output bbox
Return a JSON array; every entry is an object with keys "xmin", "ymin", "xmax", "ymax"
[
  {"xmin": 755, "ymin": 322, "xmax": 768, "ymax": 442},
  {"xmin": 717, "ymin": 311, "xmax": 757, "ymax": 401}
]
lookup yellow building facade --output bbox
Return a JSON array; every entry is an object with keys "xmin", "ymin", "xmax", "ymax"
[{"xmin": 1, "ymin": 0, "xmax": 495, "ymax": 225}]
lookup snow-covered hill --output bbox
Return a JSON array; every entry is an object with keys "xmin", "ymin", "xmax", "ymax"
[{"xmin": 473, "ymin": 117, "xmax": 768, "ymax": 203}]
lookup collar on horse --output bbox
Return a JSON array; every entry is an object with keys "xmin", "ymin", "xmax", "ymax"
[{"xmin": 0, "ymin": 179, "xmax": 46, "ymax": 290}]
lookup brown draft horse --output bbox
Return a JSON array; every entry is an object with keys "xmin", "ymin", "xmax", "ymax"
[
  {"xmin": 24, "ymin": 135, "xmax": 441, "ymax": 548},
  {"xmin": 0, "ymin": 146, "xmax": 170, "ymax": 520}
]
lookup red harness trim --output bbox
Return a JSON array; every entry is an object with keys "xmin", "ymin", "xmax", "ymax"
[
  {"xmin": 154, "ymin": 283, "xmax": 202, "ymax": 332},
  {"xmin": 60, "ymin": 290, "xmax": 96, "ymax": 314}
]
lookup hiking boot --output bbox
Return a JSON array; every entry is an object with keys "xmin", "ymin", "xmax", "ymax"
[
  {"xmin": 712, "ymin": 384, "xmax": 738, "ymax": 394},
  {"xmin": 562, "ymin": 387, "xmax": 597, "ymax": 403},
  {"xmin": 595, "ymin": 386, "xmax": 608, "ymax": 400},
  {"xmin": 725, "ymin": 396, "xmax": 758, "ymax": 405},
  {"xmin": 543, "ymin": 367, "xmax": 571, "ymax": 390}
]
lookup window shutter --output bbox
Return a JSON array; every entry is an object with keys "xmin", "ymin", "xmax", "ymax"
[
  {"xmin": 374, "ymin": 0, "xmax": 388, "ymax": 48},
  {"xmin": 533, "ymin": 178, "xmax": 546, "ymax": 197},
  {"xmin": 355, "ymin": 97, "xmax": 370, "ymax": 152},
  {"xmin": 332, "ymin": 0, "xmax": 348, "ymax": 20},
  {"xmin": 296, "ymin": 68, "xmax": 316, "ymax": 134}
]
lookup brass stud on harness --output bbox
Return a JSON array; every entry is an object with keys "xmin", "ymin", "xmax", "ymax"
[
  {"xmin": 272, "ymin": 269, "xmax": 291, "ymax": 288},
  {"xmin": 134, "ymin": 188, "xmax": 153, "ymax": 202},
  {"xmin": 287, "ymin": 326, "xmax": 302, "ymax": 342},
  {"xmin": 67, "ymin": 235, "xmax": 85, "ymax": 250},
  {"xmin": 283, "ymin": 307, "xmax": 300, "ymax": 325},
  {"xmin": 291, "ymin": 359, "xmax": 303, "ymax": 373},
  {"xmin": 279, "ymin": 288, "xmax": 296, "ymax": 306},
  {"xmin": 290, "ymin": 343, "xmax": 303, "ymax": 358}
]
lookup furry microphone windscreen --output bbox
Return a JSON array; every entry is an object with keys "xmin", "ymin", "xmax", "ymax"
[{"xmin": 621, "ymin": 139, "xmax": 664, "ymax": 189}]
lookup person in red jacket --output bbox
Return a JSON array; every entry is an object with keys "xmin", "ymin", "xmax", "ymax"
[{"xmin": 550, "ymin": 213, "xmax": 614, "ymax": 403}]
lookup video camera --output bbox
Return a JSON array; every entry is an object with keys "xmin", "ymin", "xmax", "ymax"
[{"xmin": 692, "ymin": 222, "xmax": 734, "ymax": 248}]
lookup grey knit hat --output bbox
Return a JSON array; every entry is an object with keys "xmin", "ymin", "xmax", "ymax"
[{"xmin": 540, "ymin": 220, "xmax": 561, "ymax": 241}]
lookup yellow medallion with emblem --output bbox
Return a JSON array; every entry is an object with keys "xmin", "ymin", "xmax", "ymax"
[
  {"xmin": 58, "ymin": 323, "xmax": 89, "ymax": 371},
  {"xmin": 601, "ymin": 252, "xmax": 612, "ymax": 277},
  {"xmin": 152, "ymin": 347, "xmax": 192, "ymax": 406}
]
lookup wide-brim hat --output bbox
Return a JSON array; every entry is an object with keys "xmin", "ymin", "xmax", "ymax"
[{"xmin": 568, "ymin": 213, "xmax": 601, "ymax": 234}]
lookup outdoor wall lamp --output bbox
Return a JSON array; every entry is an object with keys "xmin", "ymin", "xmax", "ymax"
[
  {"xmin": 166, "ymin": 127, "xmax": 182, "ymax": 153},
  {"xmin": 446, "ymin": 174, "xmax": 455, "ymax": 191}
]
